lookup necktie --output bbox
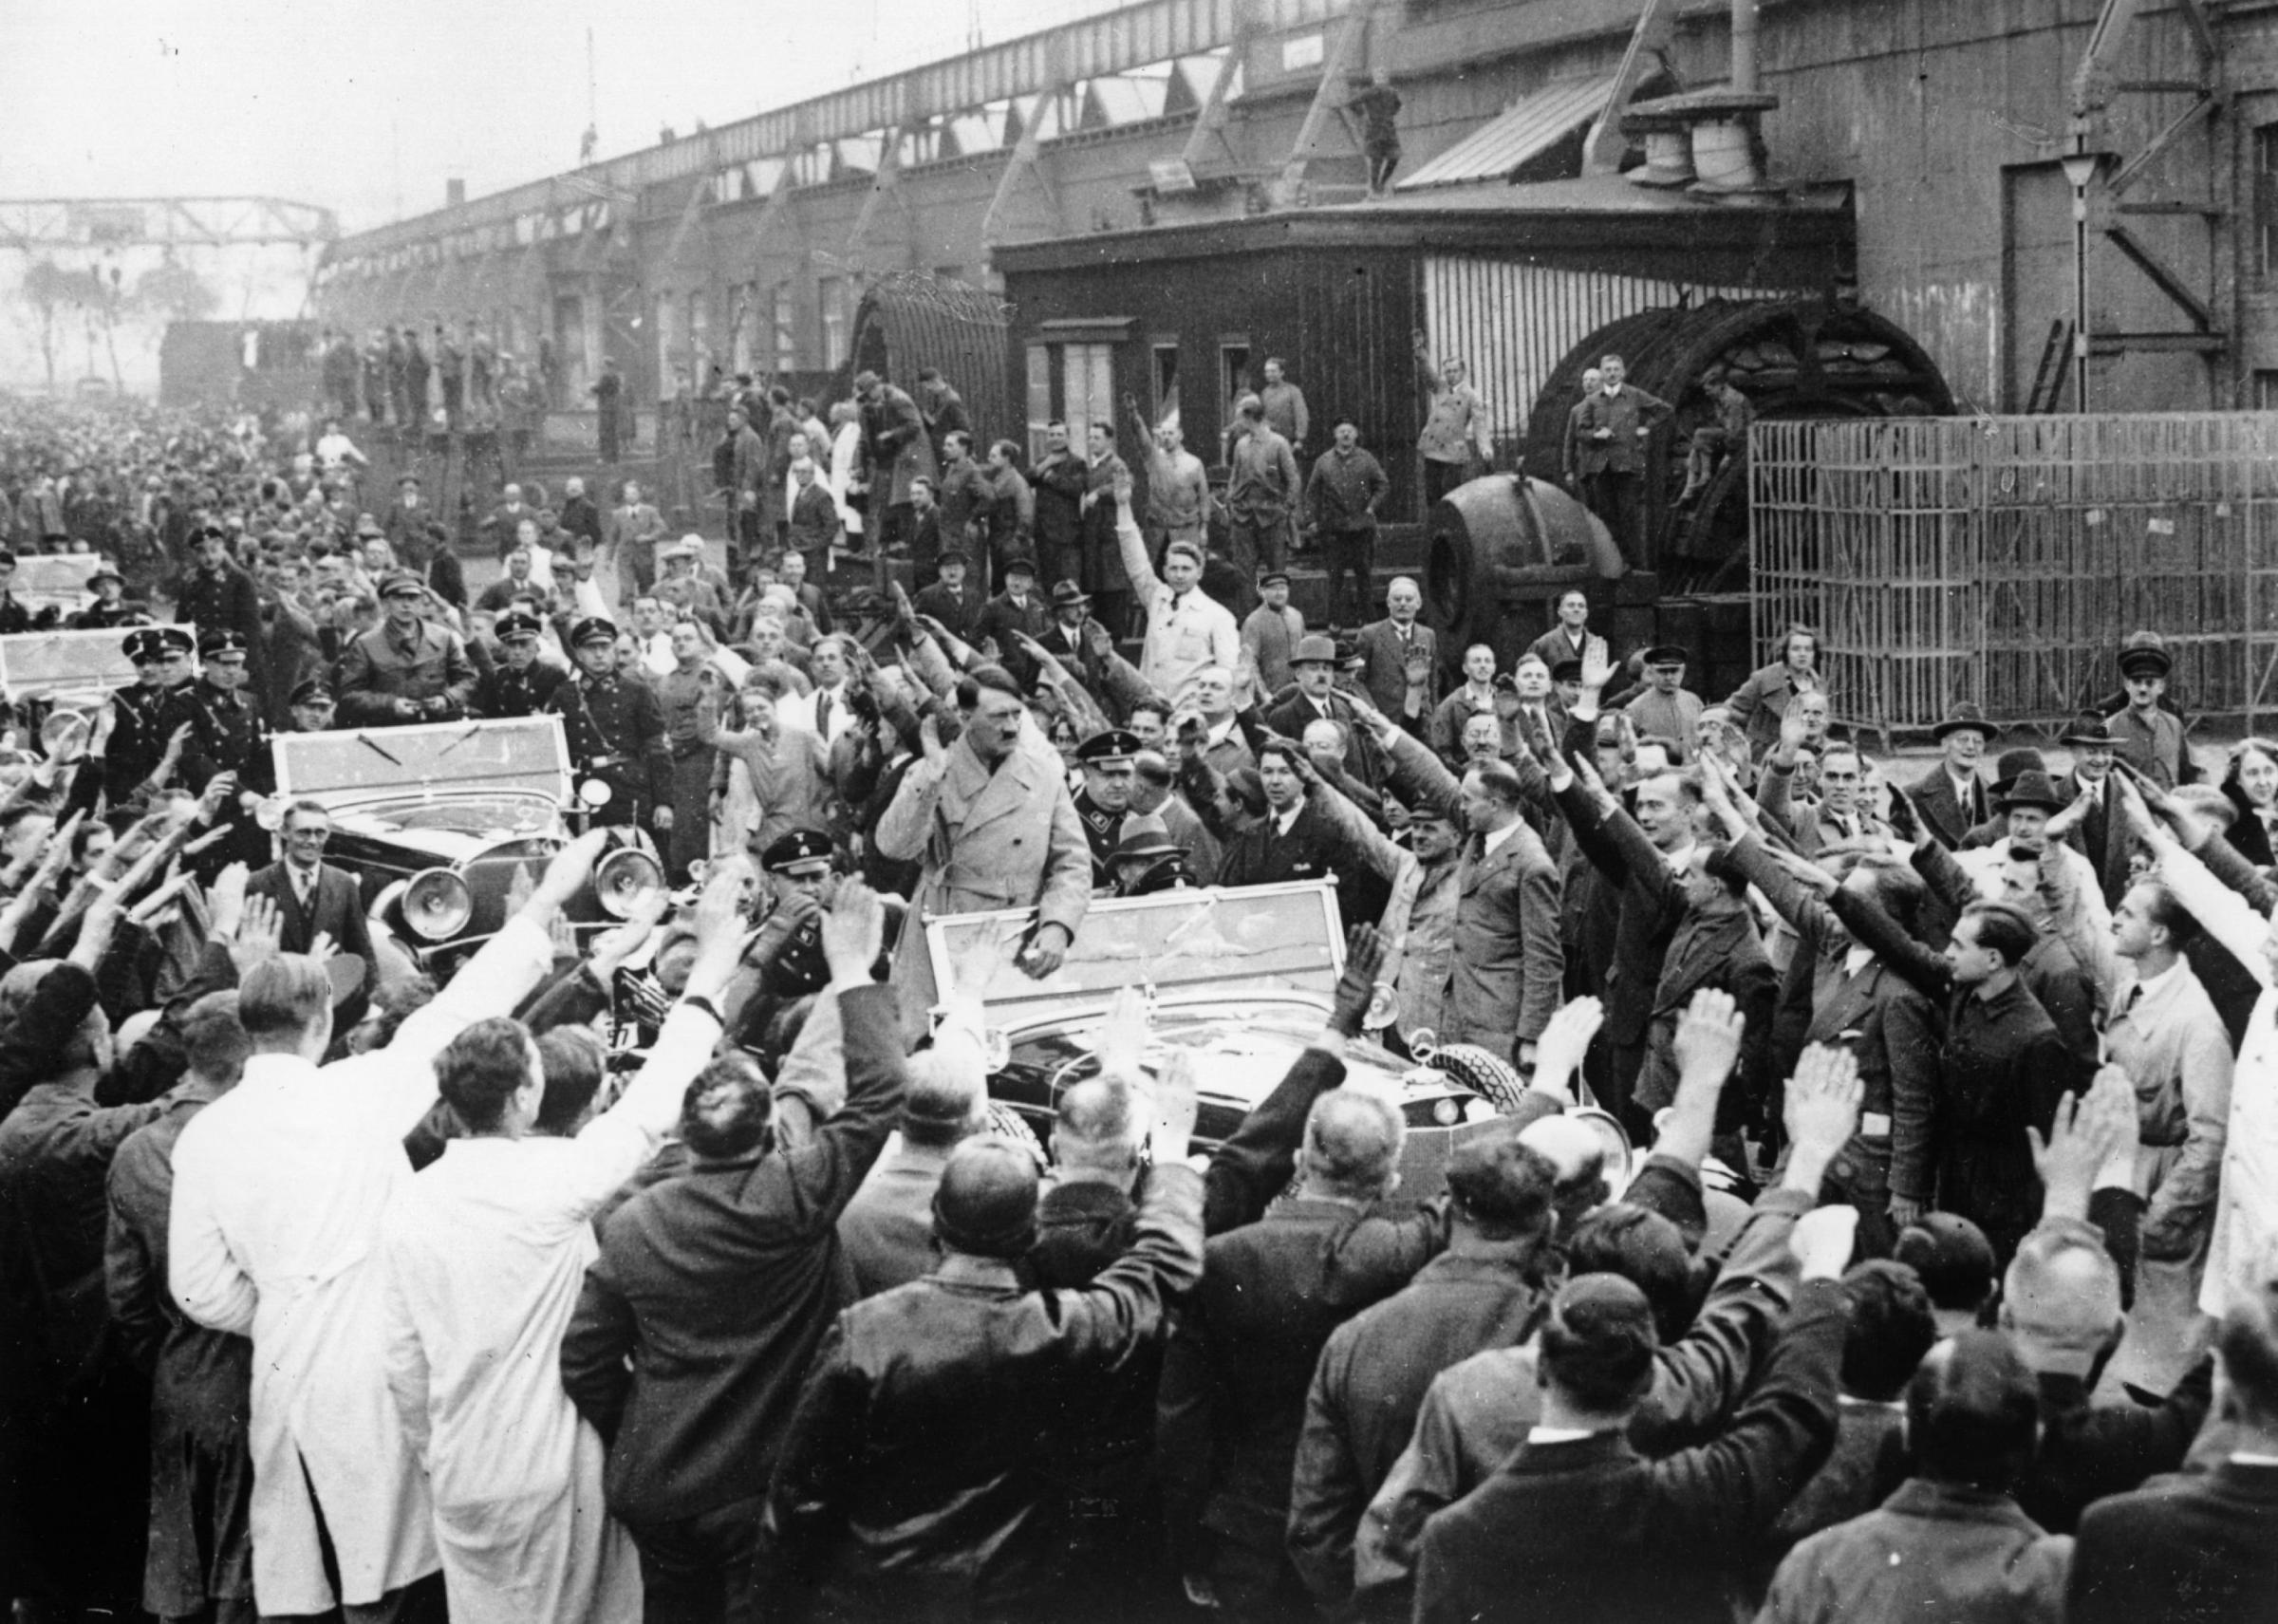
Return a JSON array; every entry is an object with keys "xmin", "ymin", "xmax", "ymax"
[
  {"xmin": 2120, "ymin": 984, "xmax": 2142, "ymax": 1022},
  {"xmin": 816, "ymin": 689, "xmax": 834, "ymax": 735}
]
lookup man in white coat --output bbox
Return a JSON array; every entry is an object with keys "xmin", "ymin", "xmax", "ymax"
[
  {"xmin": 375, "ymin": 865, "xmax": 756, "ymax": 1622},
  {"xmin": 168, "ymin": 833, "xmax": 612, "ymax": 1620}
]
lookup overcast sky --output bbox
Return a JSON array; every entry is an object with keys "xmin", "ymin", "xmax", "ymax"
[{"xmin": 2, "ymin": 0, "xmax": 1126, "ymax": 232}]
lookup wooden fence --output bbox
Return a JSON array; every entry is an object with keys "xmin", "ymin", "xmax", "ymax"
[{"xmin": 1750, "ymin": 413, "xmax": 2278, "ymax": 745}]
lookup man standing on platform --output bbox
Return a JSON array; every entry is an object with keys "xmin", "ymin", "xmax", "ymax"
[
  {"xmin": 1573, "ymin": 355, "xmax": 1671, "ymax": 568},
  {"xmin": 1127, "ymin": 395, "xmax": 1210, "ymax": 553},
  {"xmin": 1304, "ymin": 420, "xmax": 1389, "ymax": 629},
  {"xmin": 1116, "ymin": 474, "xmax": 1239, "ymax": 709},
  {"xmin": 1080, "ymin": 422, "xmax": 1132, "ymax": 635},
  {"xmin": 1224, "ymin": 396, "xmax": 1300, "ymax": 610},
  {"xmin": 1260, "ymin": 358, "xmax": 1311, "ymax": 465},
  {"xmin": 1242, "ymin": 569, "xmax": 1303, "ymax": 705}
]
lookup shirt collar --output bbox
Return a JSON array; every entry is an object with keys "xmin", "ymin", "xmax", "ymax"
[
  {"xmin": 1273, "ymin": 801, "xmax": 1304, "ymax": 836},
  {"xmin": 1526, "ymin": 1425, "xmax": 1602, "ymax": 1444},
  {"xmin": 1481, "ymin": 818, "xmax": 1523, "ymax": 860},
  {"xmin": 2131, "ymin": 959, "xmax": 2184, "ymax": 1001}
]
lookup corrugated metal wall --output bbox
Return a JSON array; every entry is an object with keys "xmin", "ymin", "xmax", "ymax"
[{"xmin": 1422, "ymin": 257, "xmax": 1762, "ymax": 462}]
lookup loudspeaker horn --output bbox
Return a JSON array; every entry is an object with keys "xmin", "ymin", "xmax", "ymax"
[{"xmin": 40, "ymin": 709, "xmax": 89, "ymax": 762}]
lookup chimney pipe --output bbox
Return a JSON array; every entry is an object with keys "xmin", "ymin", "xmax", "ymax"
[
  {"xmin": 1731, "ymin": 0, "xmax": 1759, "ymax": 94},
  {"xmin": 446, "ymin": 177, "xmax": 467, "ymax": 208}
]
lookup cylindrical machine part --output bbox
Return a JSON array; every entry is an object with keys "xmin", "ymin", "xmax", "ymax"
[
  {"xmin": 1732, "ymin": 0, "xmax": 1760, "ymax": 95},
  {"xmin": 1691, "ymin": 118, "xmax": 1762, "ymax": 191},
  {"xmin": 1636, "ymin": 128, "xmax": 1697, "ymax": 188},
  {"xmin": 1423, "ymin": 475, "xmax": 1623, "ymax": 659}
]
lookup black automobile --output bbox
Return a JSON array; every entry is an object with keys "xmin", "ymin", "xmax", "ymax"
[
  {"xmin": 267, "ymin": 717, "xmax": 630, "ymax": 976},
  {"xmin": 897, "ymin": 880, "xmax": 1512, "ymax": 1197}
]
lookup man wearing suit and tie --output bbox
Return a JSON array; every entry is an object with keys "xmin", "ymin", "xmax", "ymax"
[
  {"xmin": 1352, "ymin": 704, "xmax": 1559, "ymax": 1069},
  {"xmin": 1911, "ymin": 703, "xmax": 1995, "ymax": 849},
  {"xmin": 1354, "ymin": 577, "xmax": 1438, "ymax": 737},
  {"xmin": 246, "ymin": 799, "xmax": 378, "ymax": 1015}
]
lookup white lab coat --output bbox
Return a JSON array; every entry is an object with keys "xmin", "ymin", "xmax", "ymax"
[
  {"xmin": 830, "ymin": 421, "xmax": 866, "ymax": 535},
  {"xmin": 2144, "ymin": 835, "xmax": 2278, "ymax": 1316},
  {"xmin": 168, "ymin": 917, "xmax": 557, "ymax": 1615},
  {"xmin": 377, "ymin": 999, "xmax": 719, "ymax": 1623}
]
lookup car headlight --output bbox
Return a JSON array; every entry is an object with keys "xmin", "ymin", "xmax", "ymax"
[
  {"xmin": 1464, "ymin": 1096, "xmax": 1498, "ymax": 1124},
  {"xmin": 401, "ymin": 868, "xmax": 473, "ymax": 942},
  {"xmin": 1431, "ymin": 1096, "xmax": 1462, "ymax": 1127}
]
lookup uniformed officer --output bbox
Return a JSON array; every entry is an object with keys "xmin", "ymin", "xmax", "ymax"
[
  {"xmin": 335, "ymin": 569, "xmax": 477, "ymax": 726},
  {"xmin": 547, "ymin": 614, "xmax": 671, "ymax": 833},
  {"xmin": 183, "ymin": 627, "xmax": 276, "ymax": 870},
  {"xmin": 1073, "ymin": 727, "xmax": 1142, "ymax": 883},
  {"xmin": 472, "ymin": 610, "xmax": 567, "ymax": 718},
  {"xmin": 2104, "ymin": 629, "xmax": 2195, "ymax": 789},
  {"xmin": 87, "ymin": 625, "xmax": 200, "ymax": 810},
  {"xmin": 756, "ymin": 827, "xmax": 835, "ymax": 999},
  {"xmin": 284, "ymin": 677, "xmax": 337, "ymax": 735}
]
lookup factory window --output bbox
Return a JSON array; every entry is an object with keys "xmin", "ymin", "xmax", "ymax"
[
  {"xmin": 2259, "ymin": 122, "xmax": 2278, "ymax": 277},
  {"xmin": 731, "ymin": 284, "xmax": 756, "ymax": 374},
  {"xmin": 654, "ymin": 293, "xmax": 678, "ymax": 398},
  {"xmin": 819, "ymin": 276, "xmax": 850, "ymax": 370},
  {"xmin": 1062, "ymin": 343, "xmax": 1114, "ymax": 454},
  {"xmin": 1220, "ymin": 339, "xmax": 1251, "ymax": 408},
  {"xmin": 2255, "ymin": 370, "xmax": 2278, "ymax": 410},
  {"xmin": 686, "ymin": 291, "xmax": 709, "ymax": 387},
  {"xmin": 1026, "ymin": 344, "xmax": 1053, "ymax": 460},
  {"xmin": 1151, "ymin": 342, "xmax": 1181, "ymax": 427},
  {"xmin": 1024, "ymin": 340, "xmax": 1114, "ymax": 460},
  {"xmin": 773, "ymin": 283, "xmax": 797, "ymax": 371}
]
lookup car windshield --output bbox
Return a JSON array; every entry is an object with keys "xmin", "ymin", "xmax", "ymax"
[{"xmin": 274, "ymin": 717, "xmax": 570, "ymax": 806}]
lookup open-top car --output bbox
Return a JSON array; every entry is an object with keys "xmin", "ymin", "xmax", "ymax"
[
  {"xmin": 0, "ymin": 624, "xmax": 154, "ymax": 709},
  {"xmin": 267, "ymin": 717, "xmax": 639, "ymax": 973},
  {"xmin": 901, "ymin": 880, "xmax": 1513, "ymax": 1198}
]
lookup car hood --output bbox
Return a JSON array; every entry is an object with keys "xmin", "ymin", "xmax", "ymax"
[
  {"xmin": 1001, "ymin": 993, "xmax": 1468, "ymax": 1111},
  {"xmin": 329, "ymin": 791, "xmax": 563, "ymax": 858}
]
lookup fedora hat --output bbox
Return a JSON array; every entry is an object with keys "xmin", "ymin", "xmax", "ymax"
[{"xmin": 1931, "ymin": 702, "xmax": 1997, "ymax": 741}]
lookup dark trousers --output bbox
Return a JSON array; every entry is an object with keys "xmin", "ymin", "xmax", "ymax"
[
  {"xmin": 1584, "ymin": 469, "xmax": 1647, "ymax": 567},
  {"xmin": 1423, "ymin": 457, "xmax": 1469, "ymax": 508},
  {"xmin": 1322, "ymin": 526, "xmax": 1376, "ymax": 627},
  {"xmin": 626, "ymin": 1497, "xmax": 763, "ymax": 1624}
]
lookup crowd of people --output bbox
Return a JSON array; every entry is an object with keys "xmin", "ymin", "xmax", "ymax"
[{"xmin": 0, "ymin": 375, "xmax": 2274, "ymax": 1624}]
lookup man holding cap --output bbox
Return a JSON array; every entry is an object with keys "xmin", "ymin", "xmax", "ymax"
[
  {"xmin": 472, "ymin": 610, "xmax": 567, "ymax": 719},
  {"xmin": 1617, "ymin": 644, "xmax": 1704, "ymax": 761},
  {"xmin": 546, "ymin": 616, "xmax": 672, "ymax": 832},
  {"xmin": 1113, "ymin": 471, "xmax": 1239, "ymax": 708},
  {"xmin": 336, "ymin": 570, "xmax": 476, "ymax": 726},
  {"xmin": 1073, "ymin": 728, "xmax": 1143, "ymax": 882}
]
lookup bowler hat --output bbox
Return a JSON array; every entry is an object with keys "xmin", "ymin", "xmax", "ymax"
[{"xmin": 1292, "ymin": 634, "xmax": 1338, "ymax": 666}]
